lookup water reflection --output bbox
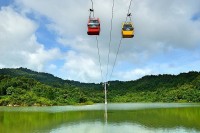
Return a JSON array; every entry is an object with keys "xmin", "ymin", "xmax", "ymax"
[
  {"xmin": 0, "ymin": 103, "xmax": 200, "ymax": 133},
  {"xmin": 104, "ymin": 104, "xmax": 108, "ymax": 133},
  {"xmin": 104, "ymin": 103, "xmax": 108, "ymax": 124},
  {"xmin": 49, "ymin": 122, "xmax": 199, "ymax": 133}
]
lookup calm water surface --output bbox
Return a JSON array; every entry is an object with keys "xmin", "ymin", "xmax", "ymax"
[{"xmin": 0, "ymin": 103, "xmax": 200, "ymax": 133}]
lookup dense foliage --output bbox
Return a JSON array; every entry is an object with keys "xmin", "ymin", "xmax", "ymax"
[{"xmin": 0, "ymin": 68, "xmax": 200, "ymax": 106}]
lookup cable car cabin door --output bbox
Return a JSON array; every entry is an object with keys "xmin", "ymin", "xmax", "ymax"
[{"xmin": 87, "ymin": 18, "xmax": 100, "ymax": 35}]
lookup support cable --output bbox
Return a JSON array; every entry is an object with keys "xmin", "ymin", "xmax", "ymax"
[
  {"xmin": 109, "ymin": 0, "xmax": 133, "ymax": 81},
  {"xmin": 96, "ymin": 36, "xmax": 103, "ymax": 83},
  {"xmin": 105, "ymin": 0, "xmax": 115, "ymax": 82},
  {"xmin": 125, "ymin": 0, "xmax": 133, "ymax": 22},
  {"xmin": 91, "ymin": 0, "xmax": 94, "ymax": 9},
  {"xmin": 90, "ymin": 0, "xmax": 103, "ymax": 83},
  {"xmin": 90, "ymin": 0, "xmax": 94, "ymax": 18},
  {"xmin": 109, "ymin": 38, "xmax": 122, "ymax": 81}
]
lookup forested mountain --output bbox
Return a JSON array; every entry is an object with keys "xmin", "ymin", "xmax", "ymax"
[
  {"xmin": 0, "ymin": 67, "xmax": 99, "ymax": 88},
  {"xmin": 0, "ymin": 68, "xmax": 200, "ymax": 106}
]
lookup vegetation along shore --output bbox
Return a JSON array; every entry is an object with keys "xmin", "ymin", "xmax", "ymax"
[{"xmin": 0, "ymin": 68, "xmax": 200, "ymax": 106}]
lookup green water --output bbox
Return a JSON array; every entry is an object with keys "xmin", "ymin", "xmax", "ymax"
[{"xmin": 0, "ymin": 103, "xmax": 200, "ymax": 133}]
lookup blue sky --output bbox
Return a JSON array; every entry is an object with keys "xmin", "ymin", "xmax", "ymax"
[
  {"xmin": 0, "ymin": 0, "xmax": 200, "ymax": 83},
  {"xmin": 0, "ymin": 0, "xmax": 13, "ymax": 7},
  {"xmin": 192, "ymin": 12, "xmax": 200, "ymax": 21}
]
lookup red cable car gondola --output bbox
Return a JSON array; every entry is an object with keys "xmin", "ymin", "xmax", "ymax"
[{"xmin": 87, "ymin": 18, "xmax": 100, "ymax": 35}]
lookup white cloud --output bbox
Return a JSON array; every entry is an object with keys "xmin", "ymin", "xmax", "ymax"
[
  {"xmin": 0, "ymin": 7, "xmax": 37, "ymax": 50},
  {"xmin": 48, "ymin": 64, "xmax": 57, "ymax": 70},
  {"xmin": 1, "ymin": 0, "xmax": 200, "ymax": 82},
  {"xmin": 133, "ymin": 0, "xmax": 200, "ymax": 49},
  {"xmin": 0, "ymin": 7, "xmax": 61, "ymax": 71},
  {"xmin": 61, "ymin": 51, "xmax": 102, "ymax": 82},
  {"xmin": 115, "ymin": 68, "xmax": 153, "ymax": 81},
  {"xmin": 25, "ymin": 46, "xmax": 61, "ymax": 71},
  {"xmin": 50, "ymin": 122, "xmax": 196, "ymax": 133}
]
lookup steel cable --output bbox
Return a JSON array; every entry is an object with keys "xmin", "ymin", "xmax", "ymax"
[
  {"xmin": 90, "ymin": 0, "xmax": 94, "ymax": 17},
  {"xmin": 90, "ymin": 0, "xmax": 103, "ymax": 82},
  {"xmin": 109, "ymin": 0, "xmax": 133, "ymax": 81},
  {"xmin": 105, "ymin": 0, "xmax": 115, "ymax": 82},
  {"xmin": 126, "ymin": 0, "xmax": 133, "ymax": 22},
  {"xmin": 109, "ymin": 38, "xmax": 122, "ymax": 81},
  {"xmin": 96, "ymin": 36, "xmax": 103, "ymax": 83}
]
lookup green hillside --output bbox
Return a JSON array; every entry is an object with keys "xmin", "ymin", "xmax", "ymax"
[
  {"xmin": 0, "ymin": 67, "xmax": 100, "ymax": 88},
  {"xmin": 0, "ymin": 68, "xmax": 200, "ymax": 106}
]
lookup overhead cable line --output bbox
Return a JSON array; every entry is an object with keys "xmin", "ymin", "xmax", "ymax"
[
  {"xmin": 109, "ymin": 0, "xmax": 133, "ymax": 81},
  {"xmin": 91, "ymin": 0, "xmax": 94, "ymax": 9},
  {"xmin": 90, "ymin": 0, "xmax": 94, "ymax": 17},
  {"xmin": 96, "ymin": 36, "xmax": 103, "ymax": 83},
  {"xmin": 89, "ymin": 0, "xmax": 103, "ymax": 83},
  {"xmin": 126, "ymin": 0, "xmax": 133, "ymax": 22},
  {"xmin": 109, "ymin": 38, "xmax": 122, "ymax": 81},
  {"xmin": 105, "ymin": 0, "xmax": 115, "ymax": 82}
]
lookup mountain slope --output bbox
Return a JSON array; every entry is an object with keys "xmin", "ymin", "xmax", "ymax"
[
  {"xmin": 0, "ymin": 67, "xmax": 100, "ymax": 88},
  {"xmin": 0, "ymin": 68, "xmax": 200, "ymax": 106}
]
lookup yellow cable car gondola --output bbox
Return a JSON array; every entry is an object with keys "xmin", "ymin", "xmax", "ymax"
[
  {"xmin": 122, "ymin": 13, "xmax": 134, "ymax": 38},
  {"xmin": 122, "ymin": 22, "xmax": 134, "ymax": 38}
]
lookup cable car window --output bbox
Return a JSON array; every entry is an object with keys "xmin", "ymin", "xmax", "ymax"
[
  {"xmin": 88, "ymin": 23, "xmax": 99, "ymax": 27},
  {"xmin": 123, "ymin": 24, "xmax": 133, "ymax": 31},
  {"xmin": 89, "ymin": 20, "xmax": 99, "ymax": 23},
  {"xmin": 88, "ymin": 20, "xmax": 100, "ymax": 27}
]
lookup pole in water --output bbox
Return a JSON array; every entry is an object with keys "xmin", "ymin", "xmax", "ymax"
[
  {"xmin": 104, "ymin": 103, "xmax": 108, "ymax": 124},
  {"xmin": 104, "ymin": 82, "xmax": 107, "ymax": 104}
]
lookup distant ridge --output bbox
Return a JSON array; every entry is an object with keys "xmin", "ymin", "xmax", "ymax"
[
  {"xmin": 1, "ymin": 67, "xmax": 200, "ymax": 105},
  {"xmin": 0, "ymin": 67, "xmax": 200, "ymax": 91},
  {"xmin": 0, "ymin": 67, "xmax": 100, "ymax": 88},
  {"xmin": 1, "ymin": 67, "xmax": 199, "ymax": 82},
  {"xmin": 0, "ymin": 67, "xmax": 66, "ymax": 87}
]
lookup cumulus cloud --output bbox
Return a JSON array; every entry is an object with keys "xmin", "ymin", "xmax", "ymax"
[
  {"xmin": 0, "ymin": 7, "xmax": 61, "ymax": 71},
  {"xmin": 1, "ymin": 0, "xmax": 200, "ymax": 82},
  {"xmin": 114, "ymin": 68, "xmax": 152, "ymax": 81},
  {"xmin": 133, "ymin": 0, "xmax": 200, "ymax": 49},
  {"xmin": 61, "ymin": 51, "xmax": 102, "ymax": 82}
]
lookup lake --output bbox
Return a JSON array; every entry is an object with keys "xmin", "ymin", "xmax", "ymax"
[{"xmin": 0, "ymin": 103, "xmax": 200, "ymax": 133}]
